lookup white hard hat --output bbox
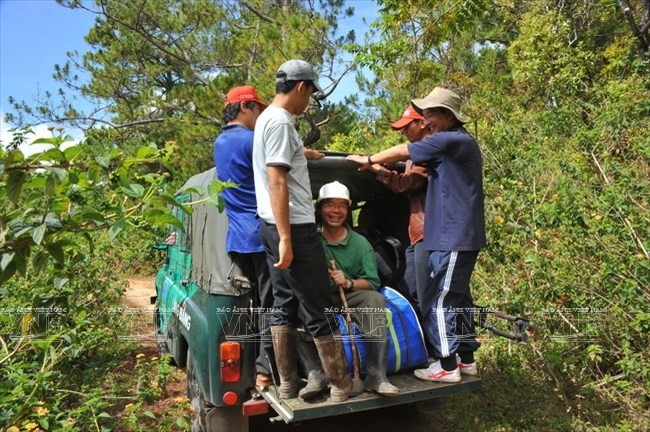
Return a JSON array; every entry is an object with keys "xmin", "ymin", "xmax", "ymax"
[{"xmin": 317, "ymin": 181, "xmax": 351, "ymax": 204}]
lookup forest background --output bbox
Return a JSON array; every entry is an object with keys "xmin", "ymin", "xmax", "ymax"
[{"xmin": 1, "ymin": 0, "xmax": 648, "ymax": 431}]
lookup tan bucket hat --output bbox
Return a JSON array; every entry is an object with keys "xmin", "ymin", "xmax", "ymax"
[{"xmin": 411, "ymin": 87, "xmax": 468, "ymax": 124}]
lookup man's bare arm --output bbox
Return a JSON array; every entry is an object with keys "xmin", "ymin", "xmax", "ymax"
[
  {"xmin": 267, "ymin": 165, "xmax": 293, "ymax": 269},
  {"xmin": 346, "ymin": 144, "xmax": 410, "ymax": 170},
  {"xmin": 304, "ymin": 148, "xmax": 325, "ymax": 159}
]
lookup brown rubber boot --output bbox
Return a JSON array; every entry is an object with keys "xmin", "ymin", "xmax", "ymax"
[
  {"xmin": 270, "ymin": 326, "xmax": 301, "ymax": 399},
  {"xmin": 297, "ymin": 337, "xmax": 328, "ymax": 400},
  {"xmin": 313, "ymin": 334, "xmax": 353, "ymax": 403},
  {"xmin": 364, "ymin": 339, "xmax": 400, "ymax": 397}
]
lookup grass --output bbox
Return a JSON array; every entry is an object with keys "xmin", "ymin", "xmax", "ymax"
[
  {"xmin": 433, "ymin": 345, "xmax": 574, "ymax": 431},
  {"xmin": 428, "ymin": 335, "xmax": 648, "ymax": 432}
]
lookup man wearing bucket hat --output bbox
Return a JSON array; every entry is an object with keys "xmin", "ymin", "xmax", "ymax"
[
  {"xmin": 253, "ymin": 60, "xmax": 359, "ymax": 402},
  {"xmin": 214, "ymin": 85, "xmax": 273, "ymax": 388},
  {"xmin": 347, "ymin": 87, "xmax": 485, "ymax": 383}
]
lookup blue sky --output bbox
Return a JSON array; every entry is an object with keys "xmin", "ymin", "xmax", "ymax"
[
  {"xmin": 0, "ymin": 0, "xmax": 94, "ymax": 144},
  {"xmin": 0, "ymin": 1, "xmax": 94, "ymax": 110},
  {"xmin": 0, "ymin": 0, "xmax": 377, "ymax": 145}
]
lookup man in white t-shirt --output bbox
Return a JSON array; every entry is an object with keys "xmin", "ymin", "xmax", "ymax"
[{"xmin": 253, "ymin": 59, "xmax": 355, "ymax": 403}]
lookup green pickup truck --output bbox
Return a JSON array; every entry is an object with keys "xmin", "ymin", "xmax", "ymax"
[{"xmin": 152, "ymin": 153, "xmax": 487, "ymax": 432}]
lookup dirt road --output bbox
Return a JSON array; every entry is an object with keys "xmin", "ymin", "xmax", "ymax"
[
  {"xmin": 122, "ymin": 276, "xmax": 159, "ymax": 354},
  {"xmin": 121, "ymin": 276, "xmax": 188, "ymax": 425},
  {"xmin": 124, "ymin": 276, "xmax": 157, "ymax": 310}
]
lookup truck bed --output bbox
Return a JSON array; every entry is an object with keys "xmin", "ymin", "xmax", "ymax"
[{"xmin": 257, "ymin": 372, "xmax": 481, "ymax": 423}]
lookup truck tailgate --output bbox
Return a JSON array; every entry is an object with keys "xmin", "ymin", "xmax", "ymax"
[{"xmin": 257, "ymin": 373, "xmax": 481, "ymax": 423}]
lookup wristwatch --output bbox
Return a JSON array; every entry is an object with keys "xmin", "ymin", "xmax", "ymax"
[
  {"xmin": 347, "ymin": 278, "xmax": 355, "ymax": 290},
  {"xmin": 367, "ymin": 155, "xmax": 374, "ymax": 165}
]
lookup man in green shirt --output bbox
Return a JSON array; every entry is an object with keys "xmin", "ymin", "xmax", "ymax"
[{"xmin": 317, "ymin": 181, "xmax": 400, "ymax": 397}]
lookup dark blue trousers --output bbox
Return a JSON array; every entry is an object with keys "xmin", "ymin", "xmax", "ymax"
[
  {"xmin": 404, "ymin": 240, "xmax": 430, "ymax": 310},
  {"xmin": 420, "ymin": 250, "xmax": 481, "ymax": 360},
  {"xmin": 404, "ymin": 240, "xmax": 434, "ymax": 354}
]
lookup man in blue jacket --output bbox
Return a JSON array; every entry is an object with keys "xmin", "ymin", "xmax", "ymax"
[{"xmin": 347, "ymin": 87, "xmax": 485, "ymax": 383}]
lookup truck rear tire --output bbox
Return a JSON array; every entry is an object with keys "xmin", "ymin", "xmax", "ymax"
[{"xmin": 186, "ymin": 350, "xmax": 249, "ymax": 432}]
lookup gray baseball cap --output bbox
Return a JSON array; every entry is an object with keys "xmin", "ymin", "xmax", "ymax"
[{"xmin": 276, "ymin": 59, "xmax": 323, "ymax": 93}]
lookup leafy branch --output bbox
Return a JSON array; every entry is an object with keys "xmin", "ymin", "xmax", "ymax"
[{"xmin": 0, "ymin": 128, "xmax": 228, "ymax": 284}]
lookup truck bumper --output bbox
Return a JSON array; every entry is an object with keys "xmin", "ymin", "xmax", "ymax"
[{"xmin": 257, "ymin": 373, "xmax": 481, "ymax": 423}]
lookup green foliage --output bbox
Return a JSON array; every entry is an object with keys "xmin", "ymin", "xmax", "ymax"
[
  {"xmin": 133, "ymin": 353, "xmax": 176, "ymax": 404},
  {"xmin": 0, "ymin": 126, "xmax": 229, "ymax": 430},
  {"xmin": 508, "ymin": 9, "xmax": 595, "ymax": 99},
  {"xmin": 0, "ymin": 130, "xmax": 176, "ymax": 284},
  {"xmin": 119, "ymin": 354, "xmax": 190, "ymax": 431},
  {"xmin": 340, "ymin": 0, "xmax": 650, "ymax": 428},
  {"xmin": 2, "ymin": 0, "xmax": 649, "ymax": 429},
  {"xmin": 327, "ymin": 121, "xmax": 404, "ymax": 155},
  {"xmin": 0, "ymin": 264, "xmax": 129, "ymax": 430},
  {"xmin": 121, "ymin": 398, "xmax": 191, "ymax": 432}
]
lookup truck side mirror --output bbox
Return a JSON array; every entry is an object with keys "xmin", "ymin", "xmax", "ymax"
[{"xmin": 154, "ymin": 232, "xmax": 178, "ymax": 250}]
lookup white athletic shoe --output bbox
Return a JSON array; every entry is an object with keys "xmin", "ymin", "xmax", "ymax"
[
  {"xmin": 414, "ymin": 361, "xmax": 461, "ymax": 383},
  {"xmin": 455, "ymin": 354, "xmax": 478, "ymax": 376}
]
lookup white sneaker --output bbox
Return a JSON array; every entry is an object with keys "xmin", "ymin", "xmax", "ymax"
[
  {"xmin": 414, "ymin": 361, "xmax": 461, "ymax": 383},
  {"xmin": 455, "ymin": 354, "xmax": 478, "ymax": 376}
]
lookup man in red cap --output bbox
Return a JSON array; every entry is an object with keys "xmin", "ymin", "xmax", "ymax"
[
  {"xmin": 213, "ymin": 85, "xmax": 273, "ymax": 387},
  {"xmin": 363, "ymin": 106, "xmax": 431, "ymax": 321}
]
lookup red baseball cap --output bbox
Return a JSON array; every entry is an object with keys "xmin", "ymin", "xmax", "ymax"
[
  {"xmin": 390, "ymin": 105, "xmax": 424, "ymax": 130},
  {"xmin": 224, "ymin": 85, "xmax": 267, "ymax": 108}
]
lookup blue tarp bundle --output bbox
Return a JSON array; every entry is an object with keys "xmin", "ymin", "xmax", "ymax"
[{"xmin": 336, "ymin": 287, "xmax": 429, "ymax": 376}]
